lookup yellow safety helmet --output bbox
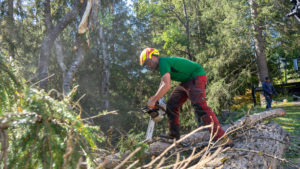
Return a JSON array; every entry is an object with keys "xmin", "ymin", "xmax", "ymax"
[{"xmin": 139, "ymin": 48, "xmax": 159, "ymax": 66}]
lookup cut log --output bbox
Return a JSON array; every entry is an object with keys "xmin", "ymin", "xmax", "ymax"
[
  {"xmin": 89, "ymin": 108, "xmax": 288, "ymax": 169},
  {"xmin": 199, "ymin": 121, "xmax": 289, "ymax": 169}
]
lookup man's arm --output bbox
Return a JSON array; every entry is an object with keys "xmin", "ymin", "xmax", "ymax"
[
  {"xmin": 262, "ymin": 83, "xmax": 269, "ymax": 95},
  {"xmin": 271, "ymin": 84, "xmax": 276, "ymax": 95},
  {"xmin": 147, "ymin": 73, "xmax": 171, "ymax": 108}
]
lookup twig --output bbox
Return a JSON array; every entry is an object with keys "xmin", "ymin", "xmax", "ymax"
[
  {"xmin": 155, "ymin": 157, "xmax": 166, "ymax": 169},
  {"xmin": 114, "ymin": 147, "xmax": 142, "ymax": 169},
  {"xmin": 189, "ymin": 147, "xmax": 223, "ymax": 169},
  {"xmin": 176, "ymin": 156, "xmax": 186, "ymax": 169},
  {"xmin": 75, "ymin": 93, "xmax": 86, "ymax": 104},
  {"xmin": 203, "ymin": 120, "xmax": 218, "ymax": 157},
  {"xmin": 30, "ymin": 73, "xmax": 55, "ymax": 87},
  {"xmin": 143, "ymin": 124, "xmax": 213, "ymax": 168},
  {"xmin": 230, "ymin": 148, "xmax": 300, "ymax": 169},
  {"xmin": 158, "ymin": 147, "xmax": 207, "ymax": 169},
  {"xmin": 81, "ymin": 110, "xmax": 118, "ymax": 121},
  {"xmin": 180, "ymin": 147, "xmax": 196, "ymax": 169},
  {"xmin": 76, "ymin": 157, "xmax": 83, "ymax": 169},
  {"xmin": 173, "ymin": 153, "xmax": 180, "ymax": 169},
  {"xmin": 126, "ymin": 160, "xmax": 139, "ymax": 169},
  {"xmin": 48, "ymin": 89, "xmax": 63, "ymax": 99}
]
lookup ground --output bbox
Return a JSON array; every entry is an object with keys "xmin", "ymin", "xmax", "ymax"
[{"xmin": 271, "ymin": 102, "xmax": 300, "ymax": 168}]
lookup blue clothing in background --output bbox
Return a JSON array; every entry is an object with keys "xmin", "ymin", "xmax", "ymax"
[{"xmin": 262, "ymin": 81, "xmax": 276, "ymax": 110}]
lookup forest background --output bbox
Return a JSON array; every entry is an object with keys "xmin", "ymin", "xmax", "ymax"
[{"xmin": 1, "ymin": 0, "xmax": 300, "ymax": 168}]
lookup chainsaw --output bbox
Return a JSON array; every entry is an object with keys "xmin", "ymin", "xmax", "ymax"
[{"xmin": 141, "ymin": 98, "xmax": 166, "ymax": 141}]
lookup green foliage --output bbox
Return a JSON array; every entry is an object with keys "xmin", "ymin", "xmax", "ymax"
[
  {"xmin": 0, "ymin": 55, "xmax": 104, "ymax": 168},
  {"xmin": 2, "ymin": 0, "xmax": 300, "ymax": 165},
  {"xmin": 117, "ymin": 130, "xmax": 149, "ymax": 158},
  {"xmin": 159, "ymin": 24, "xmax": 189, "ymax": 54},
  {"xmin": 0, "ymin": 55, "xmax": 21, "ymax": 114}
]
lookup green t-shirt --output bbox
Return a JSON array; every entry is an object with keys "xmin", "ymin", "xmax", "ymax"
[{"xmin": 158, "ymin": 56, "xmax": 206, "ymax": 82}]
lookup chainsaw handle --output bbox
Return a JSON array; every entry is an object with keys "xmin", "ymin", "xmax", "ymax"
[{"xmin": 155, "ymin": 103, "xmax": 166, "ymax": 112}]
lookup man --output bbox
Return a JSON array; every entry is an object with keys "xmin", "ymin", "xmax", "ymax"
[
  {"xmin": 262, "ymin": 77, "xmax": 276, "ymax": 110},
  {"xmin": 139, "ymin": 48, "xmax": 232, "ymax": 145}
]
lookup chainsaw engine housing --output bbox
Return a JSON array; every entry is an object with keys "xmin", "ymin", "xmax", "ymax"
[{"xmin": 141, "ymin": 98, "xmax": 166, "ymax": 122}]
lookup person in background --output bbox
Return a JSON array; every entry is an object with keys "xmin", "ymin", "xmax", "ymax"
[
  {"xmin": 262, "ymin": 77, "xmax": 276, "ymax": 110},
  {"xmin": 251, "ymin": 86, "xmax": 257, "ymax": 110}
]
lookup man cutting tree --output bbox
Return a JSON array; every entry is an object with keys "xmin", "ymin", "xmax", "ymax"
[{"xmin": 139, "ymin": 48, "xmax": 232, "ymax": 145}]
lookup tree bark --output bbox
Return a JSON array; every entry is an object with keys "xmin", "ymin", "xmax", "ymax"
[
  {"xmin": 6, "ymin": 0, "xmax": 15, "ymax": 58},
  {"xmin": 92, "ymin": 108, "xmax": 288, "ymax": 169},
  {"xmin": 54, "ymin": 38, "xmax": 84, "ymax": 96},
  {"xmin": 182, "ymin": 0, "xmax": 193, "ymax": 61},
  {"xmin": 98, "ymin": 1, "xmax": 110, "ymax": 111},
  {"xmin": 195, "ymin": 0, "xmax": 202, "ymax": 50},
  {"xmin": 63, "ymin": 36, "xmax": 85, "ymax": 95},
  {"xmin": 249, "ymin": 0, "xmax": 269, "ymax": 83},
  {"xmin": 54, "ymin": 40, "xmax": 67, "ymax": 74},
  {"xmin": 89, "ymin": 0, "xmax": 99, "ymax": 30},
  {"xmin": 38, "ymin": 1, "xmax": 84, "ymax": 90},
  {"xmin": 99, "ymin": 25, "xmax": 110, "ymax": 111}
]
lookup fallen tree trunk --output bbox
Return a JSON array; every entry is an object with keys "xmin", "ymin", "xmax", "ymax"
[
  {"xmin": 194, "ymin": 121, "xmax": 290, "ymax": 169},
  {"xmin": 89, "ymin": 108, "xmax": 289, "ymax": 169}
]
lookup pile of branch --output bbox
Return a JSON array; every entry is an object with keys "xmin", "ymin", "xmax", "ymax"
[{"xmin": 84, "ymin": 108, "xmax": 296, "ymax": 169}]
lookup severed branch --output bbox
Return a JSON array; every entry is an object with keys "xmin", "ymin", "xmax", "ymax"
[
  {"xmin": 92, "ymin": 108, "xmax": 287, "ymax": 169},
  {"xmin": 143, "ymin": 124, "xmax": 213, "ymax": 168},
  {"xmin": 78, "ymin": 0, "xmax": 92, "ymax": 34}
]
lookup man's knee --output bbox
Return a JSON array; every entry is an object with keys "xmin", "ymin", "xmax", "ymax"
[
  {"xmin": 166, "ymin": 98, "xmax": 181, "ymax": 113},
  {"xmin": 193, "ymin": 103, "xmax": 206, "ymax": 117}
]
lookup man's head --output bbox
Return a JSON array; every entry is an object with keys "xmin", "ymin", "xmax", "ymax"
[
  {"xmin": 265, "ymin": 77, "xmax": 270, "ymax": 82},
  {"xmin": 139, "ymin": 48, "xmax": 159, "ymax": 71}
]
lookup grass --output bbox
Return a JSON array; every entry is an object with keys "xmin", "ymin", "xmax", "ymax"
[
  {"xmin": 227, "ymin": 101, "xmax": 300, "ymax": 166},
  {"xmin": 271, "ymin": 103, "xmax": 300, "ymax": 164}
]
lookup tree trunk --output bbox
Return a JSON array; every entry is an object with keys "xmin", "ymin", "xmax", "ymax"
[
  {"xmin": 89, "ymin": 0, "xmax": 99, "ymax": 30},
  {"xmin": 195, "ymin": 0, "xmax": 202, "ymax": 50},
  {"xmin": 6, "ymin": 0, "xmax": 15, "ymax": 58},
  {"xmin": 249, "ymin": 0, "xmax": 269, "ymax": 83},
  {"xmin": 99, "ymin": 25, "xmax": 110, "ymax": 111},
  {"xmin": 63, "ymin": 36, "xmax": 85, "ymax": 95},
  {"xmin": 54, "ymin": 37, "xmax": 85, "ymax": 96},
  {"xmin": 183, "ymin": 0, "xmax": 193, "ymax": 61},
  {"xmin": 91, "ymin": 108, "xmax": 289, "ymax": 169},
  {"xmin": 38, "ymin": 1, "xmax": 84, "ymax": 90},
  {"xmin": 98, "ymin": 1, "xmax": 110, "ymax": 111}
]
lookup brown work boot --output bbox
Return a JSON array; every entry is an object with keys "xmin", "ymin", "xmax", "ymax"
[
  {"xmin": 159, "ymin": 124, "xmax": 180, "ymax": 141},
  {"xmin": 214, "ymin": 136, "xmax": 233, "ymax": 147},
  {"xmin": 169, "ymin": 125, "xmax": 180, "ymax": 140}
]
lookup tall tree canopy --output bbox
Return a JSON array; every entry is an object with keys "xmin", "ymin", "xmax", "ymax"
[{"xmin": 0, "ymin": 0, "xmax": 300, "ymax": 167}]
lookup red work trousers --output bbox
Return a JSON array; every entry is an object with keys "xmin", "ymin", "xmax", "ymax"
[{"xmin": 166, "ymin": 75, "xmax": 225, "ymax": 140}]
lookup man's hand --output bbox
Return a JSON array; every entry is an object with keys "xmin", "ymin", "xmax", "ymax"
[
  {"xmin": 148, "ymin": 73, "xmax": 171, "ymax": 108},
  {"xmin": 147, "ymin": 96, "xmax": 157, "ymax": 108}
]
